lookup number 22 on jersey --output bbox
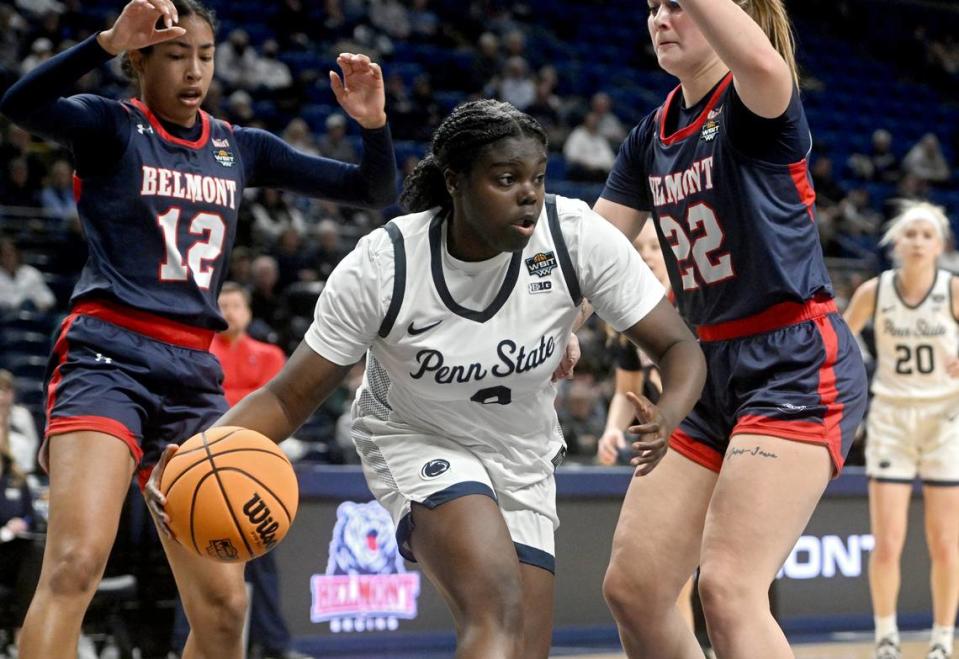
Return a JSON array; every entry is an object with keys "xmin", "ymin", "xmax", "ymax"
[
  {"xmin": 157, "ymin": 208, "xmax": 226, "ymax": 289},
  {"xmin": 659, "ymin": 202, "xmax": 733, "ymax": 291}
]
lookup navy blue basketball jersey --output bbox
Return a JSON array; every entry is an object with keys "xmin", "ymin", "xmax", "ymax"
[
  {"xmin": 602, "ymin": 73, "xmax": 833, "ymax": 327},
  {"xmin": 72, "ymin": 99, "xmax": 243, "ymax": 330}
]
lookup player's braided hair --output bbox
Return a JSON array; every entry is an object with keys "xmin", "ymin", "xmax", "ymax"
[
  {"xmin": 121, "ymin": 0, "xmax": 218, "ymax": 85},
  {"xmin": 400, "ymin": 99, "xmax": 548, "ymax": 213},
  {"xmin": 737, "ymin": 0, "xmax": 798, "ymax": 86}
]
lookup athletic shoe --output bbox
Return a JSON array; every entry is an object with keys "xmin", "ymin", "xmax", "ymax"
[
  {"xmin": 876, "ymin": 636, "xmax": 902, "ymax": 659},
  {"xmin": 927, "ymin": 644, "xmax": 951, "ymax": 659}
]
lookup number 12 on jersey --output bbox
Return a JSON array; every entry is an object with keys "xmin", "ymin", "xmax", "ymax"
[
  {"xmin": 659, "ymin": 202, "xmax": 734, "ymax": 291},
  {"xmin": 157, "ymin": 208, "xmax": 227, "ymax": 289}
]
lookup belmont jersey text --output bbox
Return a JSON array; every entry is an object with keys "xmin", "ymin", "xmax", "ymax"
[
  {"xmin": 140, "ymin": 165, "xmax": 238, "ymax": 210},
  {"xmin": 648, "ymin": 156, "xmax": 715, "ymax": 208}
]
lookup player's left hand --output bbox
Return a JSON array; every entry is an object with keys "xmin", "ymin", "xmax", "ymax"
[
  {"xmin": 551, "ymin": 333, "xmax": 581, "ymax": 382},
  {"xmin": 330, "ymin": 53, "xmax": 387, "ymax": 130},
  {"xmin": 626, "ymin": 391, "xmax": 670, "ymax": 476},
  {"xmin": 947, "ymin": 356, "xmax": 959, "ymax": 378},
  {"xmin": 144, "ymin": 444, "xmax": 178, "ymax": 539}
]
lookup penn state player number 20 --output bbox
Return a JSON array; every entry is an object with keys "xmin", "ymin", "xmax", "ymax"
[
  {"xmin": 156, "ymin": 208, "xmax": 226, "ymax": 289},
  {"xmin": 895, "ymin": 343, "xmax": 935, "ymax": 375},
  {"xmin": 659, "ymin": 202, "xmax": 733, "ymax": 291}
]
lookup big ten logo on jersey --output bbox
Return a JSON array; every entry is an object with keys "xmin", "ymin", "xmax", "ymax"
[
  {"xmin": 310, "ymin": 501, "xmax": 421, "ymax": 633},
  {"xmin": 648, "ymin": 157, "xmax": 734, "ymax": 291}
]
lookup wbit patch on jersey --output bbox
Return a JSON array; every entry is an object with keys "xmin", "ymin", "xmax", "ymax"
[
  {"xmin": 213, "ymin": 148, "xmax": 235, "ymax": 167},
  {"xmin": 701, "ymin": 104, "xmax": 722, "ymax": 142},
  {"xmin": 529, "ymin": 281, "xmax": 552, "ymax": 295},
  {"xmin": 525, "ymin": 251, "xmax": 557, "ymax": 278}
]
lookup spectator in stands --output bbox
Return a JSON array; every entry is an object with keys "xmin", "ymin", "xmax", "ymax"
[
  {"xmin": 0, "ymin": 369, "xmax": 39, "ymax": 475},
  {"xmin": 313, "ymin": 219, "xmax": 344, "ymax": 280},
  {"xmin": 215, "ymin": 28, "xmax": 261, "ymax": 91},
  {"xmin": 227, "ymin": 246, "xmax": 255, "ymax": 290},
  {"xmin": 408, "ymin": 0, "xmax": 438, "ymax": 41},
  {"xmin": 471, "ymin": 32, "xmax": 502, "ymax": 93},
  {"xmin": 249, "ymin": 188, "xmax": 308, "ymax": 248},
  {"xmin": 558, "ymin": 379, "xmax": 606, "ymax": 460},
  {"xmin": 317, "ymin": 113, "xmax": 357, "ymax": 164},
  {"xmin": 811, "ymin": 154, "xmax": 846, "ymax": 208},
  {"xmin": 838, "ymin": 187, "xmax": 882, "ymax": 241},
  {"xmin": 14, "ymin": 0, "xmax": 63, "ymax": 19},
  {"xmin": 26, "ymin": 10, "xmax": 64, "ymax": 53},
  {"xmin": 281, "ymin": 117, "xmax": 319, "ymax": 157},
  {"xmin": 39, "ymin": 157, "xmax": 76, "ymax": 227},
  {"xmin": 526, "ymin": 77, "xmax": 565, "ymax": 151},
  {"xmin": 383, "ymin": 71, "xmax": 417, "ymax": 140},
  {"xmin": 408, "ymin": 73, "xmax": 441, "ymax": 140},
  {"xmin": 0, "ymin": 6, "xmax": 27, "ymax": 84},
  {"xmin": 848, "ymin": 128, "xmax": 900, "ymax": 183},
  {"xmin": 0, "ymin": 398, "xmax": 39, "ymax": 639},
  {"xmin": 272, "ymin": 226, "xmax": 317, "ymax": 291},
  {"xmin": 488, "ymin": 56, "xmax": 535, "ymax": 111},
  {"xmin": 271, "ymin": 0, "xmax": 311, "ymax": 49},
  {"xmin": 502, "ymin": 29, "xmax": 527, "ymax": 60},
  {"xmin": 0, "ymin": 237, "xmax": 54, "ymax": 313},
  {"xmin": 20, "ymin": 37, "xmax": 53, "ymax": 74},
  {"xmin": 253, "ymin": 39, "xmax": 292, "ymax": 93},
  {"xmin": 590, "ymin": 92, "xmax": 627, "ymax": 147},
  {"xmin": 0, "ymin": 157, "xmax": 41, "ymax": 208},
  {"xmin": 369, "ymin": 0, "xmax": 410, "ymax": 40},
  {"xmin": 904, "ymin": 133, "xmax": 951, "ymax": 185},
  {"xmin": 225, "ymin": 88, "xmax": 255, "ymax": 125},
  {"xmin": 564, "ymin": 112, "xmax": 616, "ymax": 183},
  {"xmin": 251, "ymin": 254, "xmax": 283, "ymax": 331}
]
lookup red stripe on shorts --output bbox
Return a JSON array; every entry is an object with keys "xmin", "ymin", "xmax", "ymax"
[{"xmin": 669, "ymin": 427, "xmax": 723, "ymax": 473}]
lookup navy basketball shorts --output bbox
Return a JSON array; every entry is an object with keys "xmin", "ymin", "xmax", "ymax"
[
  {"xmin": 43, "ymin": 300, "xmax": 228, "ymax": 488},
  {"xmin": 670, "ymin": 297, "xmax": 868, "ymax": 476}
]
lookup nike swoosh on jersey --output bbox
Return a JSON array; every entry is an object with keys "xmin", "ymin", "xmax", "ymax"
[{"xmin": 408, "ymin": 320, "xmax": 442, "ymax": 335}]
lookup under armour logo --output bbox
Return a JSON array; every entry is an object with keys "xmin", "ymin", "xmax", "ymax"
[
  {"xmin": 95, "ymin": 353, "xmax": 113, "ymax": 364},
  {"xmin": 137, "ymin": 123, "xmax": 154, "ymax": 135}
]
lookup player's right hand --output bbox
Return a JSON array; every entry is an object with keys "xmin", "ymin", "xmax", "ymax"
[
  {"xmin": 97, "ymin": 0, "xmax": 186, "ymax": 56},
  {"xmin": 626, "ymin": 391, "xmax": 670, "ymax": 476},
  {"xmin": 144, "ymin": 444, "xmax": 178, "ymax": 539},
  {"xmin": 597, "ymin": 428, "xmax": 627, "ymax": 466}
]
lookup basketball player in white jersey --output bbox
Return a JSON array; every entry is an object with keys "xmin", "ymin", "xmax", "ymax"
[
  {"xmin": 147, "ymin": 99, "xmax": 706, "ymax": 659},
  {"xmin": 844, "ymin": 201, "xmax": 959, "ymax": 659}
]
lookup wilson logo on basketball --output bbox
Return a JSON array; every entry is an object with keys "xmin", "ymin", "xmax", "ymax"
[{"xmin": 243, "ymin": 493, "xmax": 280, "ymax": 549}]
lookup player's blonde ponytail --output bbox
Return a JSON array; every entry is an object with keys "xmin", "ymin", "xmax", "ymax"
[{"xmin": 738, "ymin": 0, "xmax": 799, "ymax": 86}]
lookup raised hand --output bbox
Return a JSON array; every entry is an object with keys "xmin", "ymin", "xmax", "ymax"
[
  {"xmin": 97, "ymin": 0, "xmax": 186, "ymax": 56},
  {"xmin": 330, "ymin": 53, "xmax": 387, "ymax": 130},
  {"xmin": 626, "ymin": 391, "xmax": 670, "ymax": 476}
]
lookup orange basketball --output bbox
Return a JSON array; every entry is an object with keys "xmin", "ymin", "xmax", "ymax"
[{"xmin": 159, "ymin": 426, "xmax": 299, "ymax": 562}]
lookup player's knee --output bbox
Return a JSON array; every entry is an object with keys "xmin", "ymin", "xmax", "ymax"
[
  {"xmin": 926, "ymin": 532, "xmax": 959, "ymax": 565},
  {"xmin": 698, "ymin": 566, "xmax": 759, "ymax": 626},
  {"xmin": 46, "ymin": 544, "xmax": 110, "ymax": 597},
  {"xmin": 188, "ymin": 584, "xmax": 249, "ymax": 640},
  {"xmin": 871, "ymin": 533, "xmax": 906, "ymax": 563},
  {"xmin": 460, "ymin": 568, "xmax": 524, "ymax": 634},
  {"xmin": 603, "ymin": 559, "xmax": 665, "ymax": 620}
]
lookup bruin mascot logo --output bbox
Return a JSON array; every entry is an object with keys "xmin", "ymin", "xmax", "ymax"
[{"xmin": 310, "ymin": 501, "xmax": 421, "ymax": 633}]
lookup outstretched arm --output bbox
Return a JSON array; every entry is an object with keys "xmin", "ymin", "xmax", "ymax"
[
  {"xmin": 676, "ymin": 0, "xmax": 793, "ymax": 118},
  {"xmin": 216, "ymin": 341, "xmax": 353, "ymax": 441},
  {"xmin": 842, "ymin": 277, "xmax": 878, "ymax": 337}
]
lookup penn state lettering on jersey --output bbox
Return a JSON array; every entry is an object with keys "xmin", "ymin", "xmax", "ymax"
[
  {"xmin": 603, "ymin": 73, "xmax": 834, "ymax": 326},
  {"xmin": 872, "ymin": 269, "xmax": 959, "ymax": 402},
  {"xmin": 68, "ymin": 100, "xmax": 243, "ymax": 330}
]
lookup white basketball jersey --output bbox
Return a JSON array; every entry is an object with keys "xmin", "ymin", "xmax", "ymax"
[
  {"xmin": 305, "ymin": 194, "xmax": 664, "ymax": 484},
  {"xmin": 872, "ymin": 269, "xmax": 959, "ymax": 401}
]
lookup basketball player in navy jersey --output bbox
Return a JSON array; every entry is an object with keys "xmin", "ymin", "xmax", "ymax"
[
  {"xmin": 593, "ymin": 1, "xmax": 868, "ymax": 656},
  {"xmin": 0, "ymin": 1, "xmax": 396, "ymax": 657},
  {"xmin": 845, "ymin": 202, "xmax": 959, "ymax": 659},
  {"xmin": 149, "ymin": 99, "xmax": 707, "ymax": 659}
]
